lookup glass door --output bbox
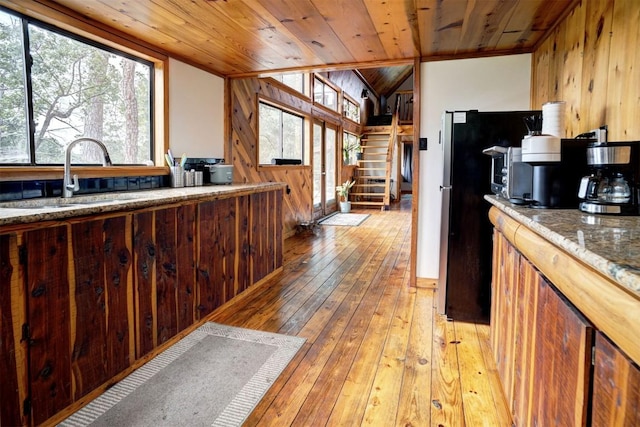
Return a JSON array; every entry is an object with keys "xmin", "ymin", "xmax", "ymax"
[{"xmin": 313, "ymin": 120, "xmax": 338, "ymax": 218}]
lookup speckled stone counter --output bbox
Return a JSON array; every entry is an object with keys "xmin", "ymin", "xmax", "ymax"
[
  {"xmin": 0, "ymin": 183, "xmax": 285, "ymax": 227},
  {"xmin": 485, "ymin": 195, "xmax": 640, "ymax": 297}
]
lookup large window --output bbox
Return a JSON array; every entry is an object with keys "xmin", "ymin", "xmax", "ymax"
[
  {"xmin": 0, "ymin": 8, "xmax": 153, "ymax": 165},
  {"xmin": 258, "ymin": 102, "xmax": 304, "ymax": 165}
]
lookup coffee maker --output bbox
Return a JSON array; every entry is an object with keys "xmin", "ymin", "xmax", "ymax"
[
  {"xmin": 521, "ymin": 135, "xmax": 590, "ymax": 208},
  {"xmin": 578, "ymin": 141, "xmax": 640, "ymax": 215}
]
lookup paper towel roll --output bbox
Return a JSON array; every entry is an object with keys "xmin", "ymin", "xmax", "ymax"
[{"xmin": 542, "ymin": 101, "xmax": 565, "ymax": 138}]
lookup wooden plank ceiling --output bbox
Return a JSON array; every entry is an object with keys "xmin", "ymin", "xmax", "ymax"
[{"xmin": 13, "ymin": 0, "xmax": 577, "ymax": 97}]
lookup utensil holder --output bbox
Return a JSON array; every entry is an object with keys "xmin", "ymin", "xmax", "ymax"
[{"xmin": 170, "ymin": 166, "xmax": 184, "ymax": 187}]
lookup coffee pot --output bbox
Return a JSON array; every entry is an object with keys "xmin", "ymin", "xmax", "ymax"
[
  {"xmin": 579, "ymin": 172, "xmax": 631, "ymax": 203},
  {"xmin": 578, "ymin": 141, "xmax": 640, "ymax": 215}
]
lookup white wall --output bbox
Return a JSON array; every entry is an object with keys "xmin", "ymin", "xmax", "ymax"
[
  {"xmin": 168, "ymin": 58, "xmax": 225, "ymax": 158},
  {"xmin": 417, "ymin": 54, "xmax": 532, "ymax": 278}
]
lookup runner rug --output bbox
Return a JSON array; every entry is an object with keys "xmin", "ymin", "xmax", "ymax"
[
  {"xmin": 59, "ymin": 323, "xmax": 305, "ymax": 427},
  {"xmin": 318, "ymin": 213, "xmax": 370, "ymax": 226}
]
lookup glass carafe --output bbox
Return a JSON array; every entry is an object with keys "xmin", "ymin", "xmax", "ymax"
[{"xmin": 608, "ymin": 172, "xmax": 631, "ymax": 203}]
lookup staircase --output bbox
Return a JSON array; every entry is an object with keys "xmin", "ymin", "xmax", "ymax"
[{"xmin": 350, "ymin": 112, "xmax": 399, "ymax": 210}]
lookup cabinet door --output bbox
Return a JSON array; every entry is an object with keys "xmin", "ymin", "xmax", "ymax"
[
  {"xmin": 491, "ymin": 231, "xmax": 593, "ymax": 427},
  {"xmin": 490, "ymin": 230, "xmax": 520, "ymax": 408},
  {"xmin": 511, "ymin": 255, "xmax": 540, "ymax": 425},
  {"xmin": 134, "ymin": 205, "xmax": 196, "ymax": 358},
  {"xmin": 592, "ymin": 332, "xmax": 640, "ymax": 426},
  {"xmin": 25, "ymin": 225, "xmax": 72, "ymax": 426},
  {"xmin": 197, "ymin": 198, "xmax": 236, "ymax": 318},
  {"xmin": 531, "ymin": 276, "xmax": 593, "ymax": 427},
  {"xmin": 250, "ymin": 189, "xmax": 283, "ymax": 284},
  {"xmin": 0, "ymin": 232, "xmax": 28, "ymax": 427},
  {"xmin": 69, "ymin": 215, "xmax": 134, "ymax": 397}
]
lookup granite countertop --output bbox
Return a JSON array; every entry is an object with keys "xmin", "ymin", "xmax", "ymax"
[
  {"xmin": 485, "ymin": 195, "xmax": 640, "ymax": 296},
  {"xmin": 0, "ymin": 182, "xmax": 285, "ymax": 227}
]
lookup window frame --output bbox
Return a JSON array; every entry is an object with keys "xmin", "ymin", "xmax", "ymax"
[
  {"xmin": 271, "ymin": 72, "xmax": 309, "ymax": 97},
  {"xmin": 342, "ymin": 94, "xmax": 361, "ymax": 124},
  {"xmin": 0, "ymin": 3, "xmax": 168, "ymax": 181},
  {"xmin": 313, "ymin": 76, "xmax": 340, "ymax": 112},
  {"xmin": 257, "ymin": 98, "xmax": 309, "ymax": 168}
]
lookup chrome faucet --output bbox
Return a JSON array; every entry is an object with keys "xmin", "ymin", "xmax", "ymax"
[{"xmin": 63, "ymin": 137, "xmax": 112, "ymax": 198}]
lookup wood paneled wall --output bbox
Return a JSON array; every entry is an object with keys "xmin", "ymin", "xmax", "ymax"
[
  {"xmin": 532, "ymin": 0, "xmax": 640, "ymax": 141},
  {"xmin": 229, "ymin": 75, "xmax": 367, "ymax": 236}
]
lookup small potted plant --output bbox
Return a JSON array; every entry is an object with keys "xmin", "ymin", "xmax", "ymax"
[{"xmin": 336, "ymin": 180, "xmax": 355, "ymax": 212}]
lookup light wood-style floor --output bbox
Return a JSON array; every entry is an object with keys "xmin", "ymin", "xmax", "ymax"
[{"xmin": 208, "ymin": 197, "xmax": 512, "ymax": 426}]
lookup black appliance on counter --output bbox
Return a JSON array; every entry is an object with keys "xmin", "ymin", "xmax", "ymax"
[
  {"xmin": 182, "ymin": 157, "xmax": 224, "ymax": 184},
  {"xmin": 521, "ymin": 137, "xmax": 592, "ymax": 208},
  {"xmin": 578, "ymin": 141, "xmax": 640, "ymax": 215},
  {"xmin": 438, "ymin": 109, "xmax": 539, "ymax": 322}
]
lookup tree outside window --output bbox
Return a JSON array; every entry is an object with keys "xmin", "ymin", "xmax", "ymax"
[
  {"xmin": 0, "ymin": 8, "xmax": 152, "ymax": 165},
  {"xmin": 258, "ymin": 102, "xmax": 304, "ymax": 165}
]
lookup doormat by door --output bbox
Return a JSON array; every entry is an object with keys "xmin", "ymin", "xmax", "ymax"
[
  {"xmin": 59, "ymin": 323, "xmax": 305, "ymax": 427},
  {"xmin": 319, "ymin": 213, "xmax": 370, "ymax": 226}
]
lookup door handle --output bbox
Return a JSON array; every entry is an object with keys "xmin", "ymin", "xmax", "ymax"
[{"xmin": 440, "ymin": 185, "xmax": 452, "ymax": 191}]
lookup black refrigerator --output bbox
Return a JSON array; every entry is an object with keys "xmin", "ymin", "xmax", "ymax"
[{"xmin": 437, "ymin": 110, "xmax": 539, "ymax": 322}]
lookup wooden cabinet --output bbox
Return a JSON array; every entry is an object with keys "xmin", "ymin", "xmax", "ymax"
[
  {"xmin": 250, "ymin": 190, "xmax": 283, "ymax": 285},
  {"xmin": 196, "ymin": 189, "xmax": 283, "ymax": 318},
  {"xmin": 24, "ymin": 215, "xmax": 136, "ymax": 426},
  {"xmin": 592, "ymin": 332, "xmax": 640, "ymax": 426},
  {"xmin": 0, "ymin": 232, "xmax": 28, "ymax": 427},
  {"xmin": 530, "ymin": 275, "xmax": 593, "ymax": 426},
  {"xmin": 491, "ymin": 230, "xmax": 593, "ymax": 426},
  {"xmin": 197, "ymin": 197, "xmax": 236, "ymax": 318},
  {"xmin": 0, "ymin": 187, "xmax": 284, "ymax": 426},
  {"xmin": 69, "ymin": 215, "xmax": 135, "ymax": 397},
  {"xmin": 134, "ymin": 204, "xmax": 196, "ymax": 358}
]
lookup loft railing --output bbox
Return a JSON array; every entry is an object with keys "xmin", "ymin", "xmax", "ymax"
[{"xmin": 395, "ymin": 90, "xmax": 413, "ymax": 124}]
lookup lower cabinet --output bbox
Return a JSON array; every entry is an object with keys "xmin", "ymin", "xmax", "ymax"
[
  {"xmin": 0, "ymin": 187, "xmax": 284, "ymax": 426},
  {"xmin": 592, "ymin": 332, "xmax": 640, "ymax": 426},
  {"xmin": 1, "ymin": 232, "xmax": 29, "ymax": 427},
  {"xmin": 29, "ymin": 217, "xmax": 135, "ymax": 426},
  {"xmin": 134, "ymin": 204, "xmax": 197, "ymax": 358},
  {"xmin": 491, "ymin": 230, "xmax": 593, "ymax": 426}
]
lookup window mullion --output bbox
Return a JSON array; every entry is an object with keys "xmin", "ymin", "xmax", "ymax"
[
  {"xmin": 279, "ymin": 110, "xmax": 284, "ymax": 158},
  {"xmin": 21, "ymin": 18, "xmax": 36, "ymax": 165}
]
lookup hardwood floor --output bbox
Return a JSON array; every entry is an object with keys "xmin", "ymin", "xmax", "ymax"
[{"xmin": 208, "ymin": 198, "xmax": 512, "ymax": 426}]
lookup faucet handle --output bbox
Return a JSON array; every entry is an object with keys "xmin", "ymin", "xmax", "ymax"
[{"xmin": 66, "ymin": 174, "xmax": 80, "ymax": 192}]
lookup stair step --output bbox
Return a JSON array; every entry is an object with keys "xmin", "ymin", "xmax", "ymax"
[
  {"xmin": 351, "ymin": 201, "xmax": 385, "ymax": 206},
  {"xmin": 354, "ymin": 183, "xmax": 386, "ymax": 187},
  {"xmin": 352, "ymin": 192, "xmax": 385, "ymax": 196}
]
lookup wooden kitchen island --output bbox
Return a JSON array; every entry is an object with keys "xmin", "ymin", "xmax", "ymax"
[
  {"xmin": 486, "ymin": 195, "xmax": 640, "ymax": 426},
  {"xmin": 0, "ymin": 183, "xmax": 284, "ymax": 426}
]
